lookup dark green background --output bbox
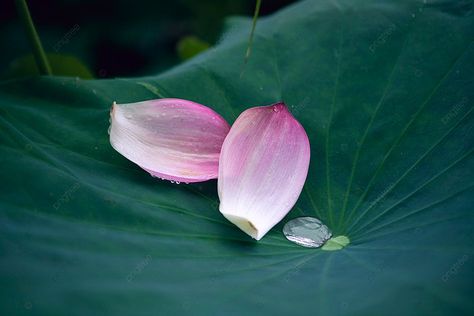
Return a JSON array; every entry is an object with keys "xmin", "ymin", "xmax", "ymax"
[{"xmin": 1, "ymin": 0, "xmax": 294, "ymax": 78}]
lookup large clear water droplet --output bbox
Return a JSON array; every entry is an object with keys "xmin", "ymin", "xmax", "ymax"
[{"xmin": 283, "ymin": 217, "xmax": 332, "ymax": 248}]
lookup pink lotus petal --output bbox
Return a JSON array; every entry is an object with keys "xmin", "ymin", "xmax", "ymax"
[
  {"xmin": 218, "ymin": 102, "xmax": 311, "ymax": 240},
  {"xmin": 110, "ymin": 98, "xmax": 230, "ymax": 183}
]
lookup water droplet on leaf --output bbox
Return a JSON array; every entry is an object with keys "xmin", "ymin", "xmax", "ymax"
[{"xmin": 283, "ymin": 217, "xmax": 332, "ymax": 248}]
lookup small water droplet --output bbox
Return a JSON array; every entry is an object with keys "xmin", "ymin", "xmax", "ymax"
[
  {"xmin": 175, "ymin": 181, "xmax": 180, "ymax": 184},
  {"xmin": 283, "ymin": 217, "xmax": 332, "ymax": 248},
  {"xmin": 185, "ymin": 182, "xmax": 189, "ymax": 184},
  {"xmin": 411, "ymin": 13, "xmax": 416, "ymax": 18},
  {"xmin": 107, "ymin": 126, "xmax": 111, "ymax": 134},
  {"xmin": 170, "ymin": 180, "xmax": 175, "ymax": 184}
]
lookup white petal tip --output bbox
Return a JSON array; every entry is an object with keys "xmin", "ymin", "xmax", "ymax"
[{"xmin": 222, "ymin": 213, "xmax": 262, "ymax": 240}]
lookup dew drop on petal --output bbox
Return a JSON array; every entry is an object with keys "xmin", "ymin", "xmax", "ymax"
[{"xmin": 283, "ymin": 217, "xmax": 332, "ymax": 248}]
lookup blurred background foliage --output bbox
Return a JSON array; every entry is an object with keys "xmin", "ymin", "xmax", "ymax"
[{"xmin": 1, "ymin": 0, "xmax": 296, "ymax": 79}]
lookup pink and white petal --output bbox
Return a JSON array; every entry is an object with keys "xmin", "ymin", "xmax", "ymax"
[
  {"xmin": 110, "ymin": 98, "xmax": 230, "ymax": 183},
  {"xmin": 218, "ymin": 103, "xmax": 310, "ymax": 240}
]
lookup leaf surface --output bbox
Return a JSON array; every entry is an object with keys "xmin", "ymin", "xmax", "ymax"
[{"xmin": 1, "ymin": 1, "xmax": 473, "ymax": 315}]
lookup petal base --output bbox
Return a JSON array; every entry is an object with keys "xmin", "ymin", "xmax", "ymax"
[{"xmin": 221, "ymin": 212, "xmax": 260, "ymax": 240}]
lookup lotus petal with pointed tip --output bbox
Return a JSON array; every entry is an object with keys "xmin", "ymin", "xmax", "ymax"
[
  {"xmin": 218, "ymin": 102, "xmax": 311, "ymax": 240},
  {"xmin": 110, "ymin": 98, "xmax": 230, "ymax": 183}
]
